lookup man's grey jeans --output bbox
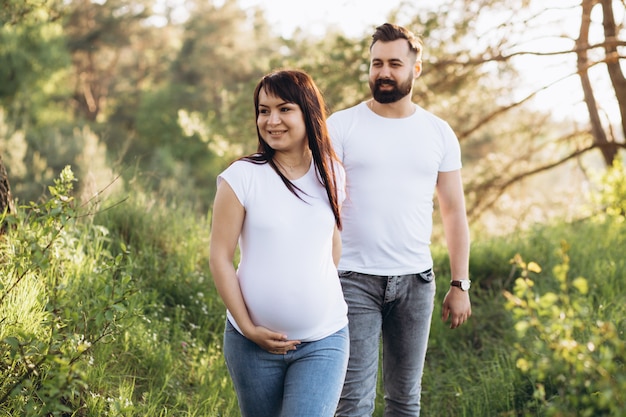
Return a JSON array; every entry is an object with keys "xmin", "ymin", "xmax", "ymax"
[{"xmin": 335, "ymin": 270, "xmax": 436, "ymax": 417}]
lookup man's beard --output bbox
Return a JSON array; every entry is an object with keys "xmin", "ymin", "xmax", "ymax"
[{"xmin": 369, "ymin": 76, "xmax": 413, "ymax": 103}]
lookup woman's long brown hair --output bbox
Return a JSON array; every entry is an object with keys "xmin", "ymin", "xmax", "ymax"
[{"xmin": 241, "ymin": 69, "xmax": 342, "ymax": 229}]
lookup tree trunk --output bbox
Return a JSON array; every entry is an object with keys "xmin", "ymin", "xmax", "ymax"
[
  {"xmin": 0, "ymin": 155, "xmax": 15, "ymax": 233},
  {"xmin": 600, "ymin": 0, "xmax": 626, "ymax": 142},
  {"xmin": 577, "ymin": 0, "xmax": 618, "ymax": 166}
]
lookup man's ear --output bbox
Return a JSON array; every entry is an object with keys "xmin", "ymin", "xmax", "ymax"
[{"xmin": 414, "ymin": 60, "xmax": 423, "ymax": 78}]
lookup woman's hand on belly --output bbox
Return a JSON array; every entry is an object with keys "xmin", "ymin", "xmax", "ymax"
[{"xmin": 247, "ymin": 325, "xmax": 301, "ymax": 355}]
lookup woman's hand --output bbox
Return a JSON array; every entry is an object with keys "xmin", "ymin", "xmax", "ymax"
[{"xmin": 246, "ymin": 326, "xmax": 301, "ymax": 354}]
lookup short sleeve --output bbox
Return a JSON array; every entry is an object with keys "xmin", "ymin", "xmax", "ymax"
[
  {"xmin": 217, "ymin": 161, "xmax": 252, "ymax": 207},
  {"xmin": 438, "ymin": 122, "xmax": 462, "ymax": 172}
]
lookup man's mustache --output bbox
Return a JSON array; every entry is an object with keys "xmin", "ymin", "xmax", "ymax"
[{"xmin": 375, "ymin": 79, "xmax": 396, "ymax": 87}]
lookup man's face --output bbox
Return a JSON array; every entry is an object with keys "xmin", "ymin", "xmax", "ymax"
[{"xmin": 368, "ymin": 39, "xmax": 420, "ymax": 103}]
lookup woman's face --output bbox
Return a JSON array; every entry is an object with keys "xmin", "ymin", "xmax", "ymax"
[{"xmin": 257, "ymin": 88, "xmax": 307, "ymax": 153}]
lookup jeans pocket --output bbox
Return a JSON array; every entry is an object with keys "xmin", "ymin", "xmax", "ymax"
[
  {"xmin": 338, "ymin": 270, "xmax": 354, "ymax": 279},
  {"xmin": 417, "ymin": 269, "xmax": 435, "ymax": 283}
]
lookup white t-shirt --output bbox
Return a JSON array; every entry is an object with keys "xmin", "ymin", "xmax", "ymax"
[
  {"xmin": 217, "ymin": 159, "xmax": 347, "ymax": 341},
  {"xmin": 327, "ymin": 102, "xmax": 462, "ymax": 275}
]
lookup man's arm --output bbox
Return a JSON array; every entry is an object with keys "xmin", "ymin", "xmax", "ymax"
[{"xmin": 436, "ymin": 170, "xmax": 472, "ymax": 329}]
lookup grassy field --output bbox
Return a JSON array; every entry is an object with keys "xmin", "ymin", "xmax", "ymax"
[{"xmin": 1, "ymin": 168, "xmax": 625, "ymax": 416}]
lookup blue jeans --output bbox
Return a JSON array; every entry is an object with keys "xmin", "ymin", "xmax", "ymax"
[
  {"xmin": 223, "ymin": 320, "xmax": 349, "ymax": 417},
  {"xmin": 335, "ymin": 270, "xmax": 436, "ymax": 417}
]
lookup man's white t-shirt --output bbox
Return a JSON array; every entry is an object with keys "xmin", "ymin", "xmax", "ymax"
[
  {"xmin": 327, "ymin": 102, "xmax": 462, "ymax": 276},
  {"xmin": 217, "ymin": 160, "xmax": 347, "ymax": 341}
]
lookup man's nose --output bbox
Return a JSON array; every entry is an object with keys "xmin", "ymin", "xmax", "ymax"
[{"xmin": 378, "ymin": 64, "xmax": 392, "ymax": 77}]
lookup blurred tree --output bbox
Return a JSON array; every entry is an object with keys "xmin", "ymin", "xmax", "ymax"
[
  {"xmin": 272, "ymin": 0, "xmax": 625, "ymax": 230},
  {"xmin": 0, "ymin": 0, "xmax": 67, "ymax": 113},
  {"xmin": 0, "ymin": 0, "xmax": 71, "ymax": 202},
  {"xmin": 129, "ymin": 0, "xmax": 283, "ymax": 205},
  {"xmin": 393, "ymin": 0, "xmax": 626, "ymax": 226},
  {"xmin": 0, "ymin": 154, "xmax": 15, "ymax": 220},
  {"xmin": 265, "ymin": 29, "xmax": 372, "ymax": 113},
  {"xmin": 63, "ymin": 0, "xmax": 155, "ymax": 122},
  {"xmin": 167, "ymin": 0, "xmax": 278, "ymax": 144},
  {"xmin": 578, "ymin": 0, "xmax": 624, "ymax": 166},
  {"xmin": 2, "ymin": 0, "xmax": 623, "ymax": 227}
]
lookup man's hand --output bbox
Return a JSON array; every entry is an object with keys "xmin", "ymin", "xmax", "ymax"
[{"xmin": 442, "ymin": 288, "xmax": 472, "ymax": 329}]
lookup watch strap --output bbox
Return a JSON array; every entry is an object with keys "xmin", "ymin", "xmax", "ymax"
[{"xmin": 450, "ymin": 279, "xmax": 471, "ymax": 291}]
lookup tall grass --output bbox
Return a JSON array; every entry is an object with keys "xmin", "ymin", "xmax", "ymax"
[
  {"xmin": 419, "ymin": 219, "xmax": 626, "ymax": 417},
  {"xmin": 1, "ymin": 167, "xmax": 624, "ymax": 416},
  {"xmin": 0, "ymin": 168, "xmax": 237, "ymax": 416}
]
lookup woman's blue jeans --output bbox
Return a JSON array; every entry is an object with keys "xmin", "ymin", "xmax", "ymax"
[
  {"xmin": 335, "ymin": 270, "xmax": 436, "ymax": 417},
  {"xmin": 223, "ymin": 320, "xmax": 349, "ymax": 417}
]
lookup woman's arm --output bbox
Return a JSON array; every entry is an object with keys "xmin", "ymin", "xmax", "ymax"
[
  {"xmin": 209, "ymin": 180, "xmax": 253, "ymax": 334},
  {"xmin": 209, "ymin": 180, "xmax": 300, "ymax": 353}
]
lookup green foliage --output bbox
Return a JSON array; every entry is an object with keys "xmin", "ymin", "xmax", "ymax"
[
  {"xmin": 0, "ymin": 166, "xmax": 135, "ymax": 416},
  {"xmin": 589, "ymin": 157, "xmax": 626, "ymax": 221},
  {"xmin": 3, "ymin": 0, "xmax": 619, "ymax": 224},
  {"xmin": 0, "ymin": 0, "xmax": 68, "ymax": 104},
  {"xmin": 2, "ymin": 164, "xmax": 626, "ymax": 416},
  {"xmin": 418, "ymin": 218, "xmax": 626, "ymax": 417},
  {"xmin": 0, "ymin": 2, "xmax": 624, "ymax": 413},
  {"xmin": 504, "ymin": 245, "xmax": 626, "ymax": 416},
  {"xmin": 0, "ymin": 166, "xmax": 238, "ymax": 416},
  {"xmin": 78, "ymin": 182, "xmax": 238, "ymax": 416}
]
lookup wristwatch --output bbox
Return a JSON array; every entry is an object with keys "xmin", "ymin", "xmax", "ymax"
[{"xmin": 450, "ymin": 279, "xmax": 471, "ymax": 291}]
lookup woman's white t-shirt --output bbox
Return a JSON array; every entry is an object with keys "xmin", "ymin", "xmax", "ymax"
[{"xmin": 217, "ymin": 160, "xmax": 347, "ymax": 342}]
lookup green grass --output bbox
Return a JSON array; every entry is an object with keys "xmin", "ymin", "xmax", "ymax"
[{"xmin": 1, "ymin": 169, "xmax": 624, "ymax": 416}]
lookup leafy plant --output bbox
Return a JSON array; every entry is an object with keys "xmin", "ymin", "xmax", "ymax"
[
  {"xmin": 504, "ymin": 244, "xmax": 626, "ymax": 417},
  {"xmin": 589, "ymin": 157, "xmax": 626, "ymax": 221},
  {"xmin": 0, "ymin": 166, "xmax": 135, "ymax": 416}
]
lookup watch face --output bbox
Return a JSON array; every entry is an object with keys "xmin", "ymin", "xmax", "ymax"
[{"xmin": 461, "ymin": 280, "xmax": 471, "ymax": 291}]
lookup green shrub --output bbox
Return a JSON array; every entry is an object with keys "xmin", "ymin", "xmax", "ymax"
[
  {"xmin": 504, "ymin": 244, "xmax": 626, "ymax": 417},
  {"xmin": 3, "ymin": 163, "xmax": 624, "ymax": 416},
  {"xmin": 589, "ymin": 157, "xmax": 626, "ymax": 221},
  {"xmin": 0, "ymin": 166, "xmax": 136, "ymax": 416}
]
